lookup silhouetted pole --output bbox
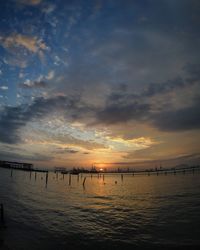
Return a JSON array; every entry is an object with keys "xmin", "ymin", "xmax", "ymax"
[
  {"xmin": 121, "ymin": 174, "xmax": 123, "ymax": 181},
  {"xmin": 69, "ymin": 174, "xmax": 71, "ymax": 186},
  {"xmin": 10, "ymin": 169, "xmax": 13, "ymax": 178},
  {"xmin": 83, "ymin": 177, "xmax": 86, "ymax": 187},
  {"xmin": 0, "ymin": 204, "xmax": 5, "ymax": 225},
  {"xmin": 45, "ymin": 172, "xmax": 48, "ymax": 188}
]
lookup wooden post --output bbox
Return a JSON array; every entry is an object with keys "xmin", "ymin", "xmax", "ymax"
[
  {"xmin": 45, "ymin": 172, "xmax": 48, "ymax": 188},
  {"xmin": 83, "ymin": 177, "xmax": 86, "ymax": 187},
  {"xmin": 69, "ymin": 174, "xmax": 71, "ymax": 186},
  {"xmin": 0, "ymin": 204, "xmax": 5, "ymax": 225},
  {"xmin": 121, "ymin": 174, "xmax": 123, "ymax": 181}
]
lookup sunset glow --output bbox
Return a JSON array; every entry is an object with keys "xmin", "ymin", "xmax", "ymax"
[{"xmin": 0, "ymin": 0, "xmax": 199, "ymax": 170}]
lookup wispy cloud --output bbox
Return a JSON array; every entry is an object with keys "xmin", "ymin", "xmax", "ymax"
[
  {"xmin": 19, "ymin": 79, "xmax": 47, "ymax": 89},
  {"xmin": 0, "ymin": 34, "xmax": 47, "ymax": 60},
  {"xmin": 15, "ymin": 0, "xmax": 42, "ymax": 6},
  {"xmin": 0, "ymin": 86, "xmax": 8, "ymax": 90}
]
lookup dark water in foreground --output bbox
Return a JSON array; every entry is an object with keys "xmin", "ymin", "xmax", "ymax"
[{"xmin": 0, "ymin": 168, "xmax": 200, "ymax": 249}]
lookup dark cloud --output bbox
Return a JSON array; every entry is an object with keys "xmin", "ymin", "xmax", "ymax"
[
  {"xmin": 53, "ymin": 147, "xmax": 79, "ymax": 154},
  {"xmin": 0, "ymin": 150, "xmax": 53, "ymax": 162},
  {"xmin": 0, "ymin": 106, "xmax": 27, "ymax": 144},
  {"xmin": 183, "ymin": 63, "xmax": 200, "ymax": 84},
  {"xmin": 143, "ymin": 77, "xmax": 184, "ymax": 97},
  {"xmin": 0, "ymin": 94, "xmax": 97, "ymax": 144},
  {"xmin": 152, "ymin": 97, "xmax": 200, "ymax": 131},
  {"xmin": 96, "ymin": 102, "xmax": 150, "ymax": 124},
  {"xmin": 0, "ymin": 95, "xmax": 80, "ymax": 144}
]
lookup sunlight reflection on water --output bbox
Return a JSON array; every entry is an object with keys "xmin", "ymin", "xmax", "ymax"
[{"xmin": 0, "ymin": 168, "xmax": 200, "ymax": 249}]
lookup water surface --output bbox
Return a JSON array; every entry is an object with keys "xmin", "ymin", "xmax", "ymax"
[{"xmin": 0, "ymin": 168, "xmax": 200, "ymax": 249}]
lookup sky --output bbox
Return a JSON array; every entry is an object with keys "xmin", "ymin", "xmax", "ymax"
[{"xmin": 0, "ymin": 0, "xmax": 200, "ymax": 170}]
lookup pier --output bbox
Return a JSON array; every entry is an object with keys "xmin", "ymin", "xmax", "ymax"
[{"xmin": 0, "ymin": 160, "xmax": 48, "ymax": 173}]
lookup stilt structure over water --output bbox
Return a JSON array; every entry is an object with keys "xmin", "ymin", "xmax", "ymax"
[{"xmin": 0, "ymin": 160, "xmax": 47, "ymax": 173}]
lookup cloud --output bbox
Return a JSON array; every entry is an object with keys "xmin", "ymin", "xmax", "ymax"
[
  {"xmin": 142, "ymin": 77, "xmax": 185, "ymax": 97},
  {"xmin": 0, "ymin": 95, "xmax": 95, "ymax": 144},
  {"xmin": 46, "ymin": 70, "xmax": 55, "ymax": 80},
  {"xmin": 52, "ymin": 147, "xmax": 79, "ymax": 154},
  {"xmin": 151, "ymin": 97, "xmax": 200, "ymax": 131},
  {"xmin": 0, "ymin": 86, "xmax": 8, "ymax": 90},
  {"xmin": 97, "ymin": 153, "xmax": 200, "ymax": 168},
  {"xmin": 19, "ymin": 79, "xmax": 47, "ymax": 88},
  {"xmin": 0, "ymin": 150, "xmax": 53, "ymax": 162},
  {"xmin": 15, "ymin": 0, "xmax": 42, "ymax": 6},
  {"xmin": 0, "ymin": 34, "xmax": 47, "ymax": 55},
  {"xmin": 42, "ymin": 3, "xmax": 56, "ymax": 14},
  {"xmin": 96, "ymin": 102, "xmax": 150, "ymax": 125}
]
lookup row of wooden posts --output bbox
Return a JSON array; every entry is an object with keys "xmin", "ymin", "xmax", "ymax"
[
  {"xmin": 9, "ymin": 170, "xmax": 88, "ymax": 188},
  {"xmin": 9, "ymin": 167, "xmax": 198, "ymax": 189}
]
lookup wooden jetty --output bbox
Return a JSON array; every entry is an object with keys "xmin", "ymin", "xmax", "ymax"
[{"xmin": 0, "ymin": 160, "xmax": 48, "ymax": 173}]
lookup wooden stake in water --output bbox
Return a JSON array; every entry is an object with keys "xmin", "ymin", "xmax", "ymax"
[
  {"xmin": 83, "ymin": 177, "xmax": 86, "ymax": 187},
  {"xmin": 121, "ymin": 174, "xmax": 123, "ymax": 181},
  {"xmin": 69, "ymin": 174, "xmax": 71, "ymax": 186},
  {"xmin": 45, "ymin": 172, "xmax": 48, "ymax": 188},
  {"xmin": 0, "ymin": 204, "xmax": 5, "ymax": 225}
]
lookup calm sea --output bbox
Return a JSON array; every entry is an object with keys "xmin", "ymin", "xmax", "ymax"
[{"xmin": 0, "ymin": 168, "xmax": 200, "ymax": 249}]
